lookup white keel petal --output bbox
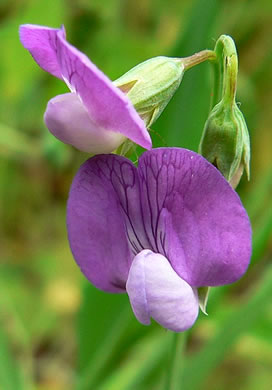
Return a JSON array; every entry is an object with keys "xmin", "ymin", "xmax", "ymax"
[{"xmin": 126, "ymin": 250, "xmax": 199, "ymax": 332}]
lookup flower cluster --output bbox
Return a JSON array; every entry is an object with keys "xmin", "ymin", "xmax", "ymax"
[{"xmin": 20, "ymin": 24, "xmax": 252, "ymax": 332}]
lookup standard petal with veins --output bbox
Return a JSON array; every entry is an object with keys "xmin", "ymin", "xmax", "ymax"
[
  {"xmin": 67, "ymin": 148, "xmax": 252, "ymax": 331},
  {"xmin": 138, "ymin": 148, "xmax": 252, "ymax": 287}
]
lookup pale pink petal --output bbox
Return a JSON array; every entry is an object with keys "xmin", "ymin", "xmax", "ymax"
[
  {"xmin": 126, "ymin": 250, "xmax": 199, "ymax": 332},
  {"xmin": 44, "ymin": 93, "xmax": 126, "ymax": 153}
]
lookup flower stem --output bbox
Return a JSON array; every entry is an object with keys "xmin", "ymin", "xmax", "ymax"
[
  {"xmin": 210, "ymin": 56, "xmax": 221, "ymax": 108},
  {"xmin": 164, "ymin": 332, "xmax": 187, "ymax": 390},
  {"xmin": 182, "ymin": 50, "xmax": 216, "ymax": 71},
  {"xmin": 212, "ymin": 35, "xmax": 238, "ymax": 107}
]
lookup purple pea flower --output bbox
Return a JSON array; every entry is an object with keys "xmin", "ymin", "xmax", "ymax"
[
  {"xmin": 19, "ymin": 24, "xmax": 151, "ymax": 153},
  {"xmin": 67, "ymin": 148, "xmax": 251, "ymax": 332}
]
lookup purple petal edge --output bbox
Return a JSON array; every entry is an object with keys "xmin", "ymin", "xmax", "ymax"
[
  {"xmin": 67, "ymin": 154, "xmax": 140, "ymax": 292},
  {"xmin": 19, "ymin": 23, "xmax": 152, "ymax": 150},
  {"xmin": 19, "ymin": 24, "xmax": 65, "ymax": 79},
  {"xmin": 55, "ymin": 31, "xmax": 151, "ymax": 149}
]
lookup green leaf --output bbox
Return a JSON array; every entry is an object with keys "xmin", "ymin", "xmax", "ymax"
[
  {"xmin": 97, "ymin": 331, "xmax": 168, "ymax": 390},
  {"xmin": 0, "ymin": 326, "xmax": 26, "ymax": 390},
  {"xmin": 242, "ymin": 167, "xmax": 272, "ymax": 219},
  {"xmin": 76, "ymin": 282, "xmax": 156, "ymax": 390},
  {"xmin": 181, "ymin": 266, "xmax": 272, "ymax": 390},
  {"xmin": 251, "ymin": 204, "xmax": 272, "ymax": 265},
  {"xmin": 153, "ymin": 0, "xmax": 221, "ymax": 151},
  {"xmin": 0, "ymin": 123, "xmax": 40, "ymax": 160},
  {"xmin": 77, "ymin": 282, "xmax": 128, "ymax": 374},
  {"xmin": 76, "ymin": 282, "xmax": 141, "ymax": 390}
]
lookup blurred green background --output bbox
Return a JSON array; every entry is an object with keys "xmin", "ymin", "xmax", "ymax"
[{"xmin": 1, "ymin": 0, "xmax": 272, "ymax": 389}]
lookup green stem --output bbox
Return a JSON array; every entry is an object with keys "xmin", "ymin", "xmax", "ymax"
[
  {"xmin": 182, "ymin": 50, "xmax": 216, "ymax": 71},
  {"xmin": 210, "ymin": 57, "xmax": 221, "ymax": 108},
  {"xmin": 164, "ymin": 332, "xmax": 187, "ymax": 390},
  {"xmin": 213, "ymin": 35, "xmax": 238, "ymax": 106},
  {"xmin": 179, "ymin": 36, "xmax": 238, "ymax": 111}
]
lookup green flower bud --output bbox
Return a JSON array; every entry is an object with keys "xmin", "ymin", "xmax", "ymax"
[
  {"xmin": 199, "ymin": 35, "xmax": 250, "ymax": 188},
  {"xmin": 199, "ymin": 100, "xmax": 250, "ymax": 188},
  {"xmin": 113, "ymin": 56, "xmax": 184, "ymax": 127}
]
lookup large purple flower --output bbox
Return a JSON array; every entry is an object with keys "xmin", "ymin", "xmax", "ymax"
[
  {"xmin": 67, "ymin": 148, "xmax": 251, "ymax": 332},
  {"xmin": 19, "ymin": 24, "xmax": 151, "ymax": 153}
]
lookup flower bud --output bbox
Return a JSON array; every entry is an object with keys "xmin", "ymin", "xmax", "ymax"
[
  {"xmin": 199, "ymin": 35, "xmax": 250, "ymax": 188},
  {"xmin": 114, "ymin": 56, "xmax": 184, "ymax": 127},
  {"xmin": 199, "ymin": 100, "xmax": 250, "ymax": 188}
]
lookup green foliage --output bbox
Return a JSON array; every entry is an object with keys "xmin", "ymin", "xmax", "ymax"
[
  {"xmin": 153, "ymin": 0, "xmax": 221, "ymax": 150},
  {"xmin": 1, "ymin": 0, "xmax": 272, "ymax": 389},
  {"xmin": 181, "ymin": 267, "xmax": 272, "ymax": 390},
  {"xmin": 0, "ymin": 325, "xmax": 26, "ymax": 390}
]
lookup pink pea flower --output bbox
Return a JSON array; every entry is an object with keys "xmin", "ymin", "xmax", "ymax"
[{"xmin": 19, "ymin": 24, "xmax": 151, "ymax": 153}]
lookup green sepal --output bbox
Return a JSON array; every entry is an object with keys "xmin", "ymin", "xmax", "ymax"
[
  {"xmin": 114, "ymin": 56, "xmax": 184, "ymax": 127},
  {"xmin": 198, "ymin": 286, "xmax": 210, "ymax": 315},
  {"xmin": 199, "ymin": 100, "xmax": 250, "ymax": 186}
]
